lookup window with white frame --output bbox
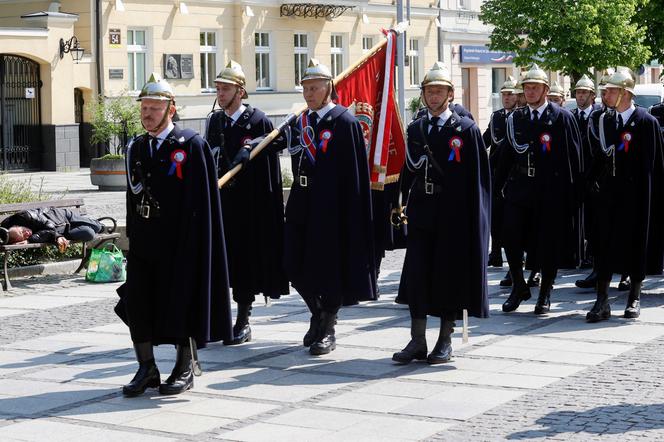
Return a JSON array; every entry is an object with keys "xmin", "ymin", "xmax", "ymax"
[
  {"xmin": 127, "ymin": 29, "xmax": 147, "ymax": 91},
  {"xmin": 200, "ymin": 31, "xmax": 217, "ymax": 92},
  {"xmin": 330, "ymin": 34, "xmax": 344, "ymax": 77},
  {"xmin": 255, "ymin": 32, "xmax": 272, "ymax": 90},
  {"xmin": 294, "ymin": 33, "xmax": 308, "ymax": 88},
  {"xmin": 362, "ymin": 36, "xmax": 374, "ymax": 54},
  {"xmin": 408, "ymin": 38, "xmax": 421, "ymax": 87}
]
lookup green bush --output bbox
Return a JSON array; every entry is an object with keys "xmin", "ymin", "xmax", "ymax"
[
  {"xmin": 88, "ymin": 94, "xmax": 142, "ymax": 156},
  {"xmin": 0, "ymin": 175, "xmax": 79, "ymax": 267},
  {"xmin": 282, "ymin": 168, "xmax": 293, "ymax": 188}
]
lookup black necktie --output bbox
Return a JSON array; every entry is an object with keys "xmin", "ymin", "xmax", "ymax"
[
  {"xmin": 224, "ymin": 116, "xmax": 233, "ymax": 131},
  {"xmin": 150, "ymin": 136, "xmax": 158, "ymax": 158},
  {"xmin": 580, "ymin": 110, "xmax": 586, "ymax": 121},
  {"xmin": 309, "ymin": 112, "xmax": 319, "ymax": 135},
  {"xmin": 532, "ymin": 110, "xmax": 539, "ymax": 122},
  {"xmin": 617, "ymin": 114, "xmax": 624, "ymax": 131},
  {"xmin": 430, "ymin": 116, "xmax": 440, "ymax": 134}
]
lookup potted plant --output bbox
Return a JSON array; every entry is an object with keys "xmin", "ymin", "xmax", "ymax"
[{"xmin": 87, "ymin": 95, "xmax": 142, "ymax": 190}]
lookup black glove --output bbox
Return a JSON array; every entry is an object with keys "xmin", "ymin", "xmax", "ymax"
[{"xmin": 229, "ymin": 147, "xmax": 250, "ymax": 169}]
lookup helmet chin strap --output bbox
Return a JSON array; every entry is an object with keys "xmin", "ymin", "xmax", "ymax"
[
  {"xmin": 142, "ymin": 100, "xmax": 173, "ymax": 134},
  {"xmin": 614, "ymin": 89, "xmax": 625, "ymax": 110},
  {"xmin": 221, "ymin": 88, "xmax": 242, "ymax": 111}
]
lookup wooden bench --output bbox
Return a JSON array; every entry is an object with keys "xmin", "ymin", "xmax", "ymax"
[{"xmin": 0, "ymin": 198, "xmax": 121, "ymax": 291}]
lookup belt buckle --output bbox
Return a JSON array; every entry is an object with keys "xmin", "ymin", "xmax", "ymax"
[
  {"xmin": 527, "ymin": 167, "xmax": 535, "ymax": 177},
  {"xmin": 299, "ymin": 175, "xmax": 308, "ymax": 187},
  {"xmin": 139, "ymin": 204, "xmax": 150, "ymax": 218},
  {"xmin": 425, "ymin": 181, "xmax": 434, "ymax": 195}
]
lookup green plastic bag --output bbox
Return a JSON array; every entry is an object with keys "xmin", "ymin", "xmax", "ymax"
[{"xmin": 86, "ymin": 243, "xmax": 126, "ymax": 283}]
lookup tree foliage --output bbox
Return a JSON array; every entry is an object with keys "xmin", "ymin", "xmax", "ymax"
[
  {"xmin": 87, "ymin": 95, "xmax": 142, "ymax": 156},
  {"xmin": 635, "ymin": 0, "xmax": 664, "ymax": 68},
  {"xmin": 480, "ymin": 0, "xmax": 653, "ymax": 81}
]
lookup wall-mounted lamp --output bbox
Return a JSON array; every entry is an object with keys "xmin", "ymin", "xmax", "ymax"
[
  {"xmin": 178, "ymin": 2, "xmax": 189, "ymax": 14},
  {"xmin": 115, "ymin": 0, "xmax": 125, "ymax": 11},
  {"xmin": 60, "ymin": 36, "xmax": 84, "ymax": 62},
  {"xmin": 245, "ymin": 5, "xmax": 255, "ymax": 17}
]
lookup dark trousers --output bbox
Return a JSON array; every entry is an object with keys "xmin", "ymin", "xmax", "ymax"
[
  {"xmin": 64, "ymin": 210, "xmax": 104, "ymax": 241},
  {"xmin": 232, "ymin": 290, "xmax": 255, "ymax": 304},
  {"xmin": 300, "ymin": 291, "xmax": 341, "ymax": 315},
  {"xmin": 503, "ymin": 202, "xmax": 556, "ymax": 284}
]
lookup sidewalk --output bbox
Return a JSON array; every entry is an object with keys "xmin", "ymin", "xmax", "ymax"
[{"xmin": 0, "ymin": 259, "xmax": 663, "ymax": 441}]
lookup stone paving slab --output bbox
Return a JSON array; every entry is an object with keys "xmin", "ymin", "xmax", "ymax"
[{"xmin": 0, "ymin": 258, "xmax": 663, "ymax": 440}]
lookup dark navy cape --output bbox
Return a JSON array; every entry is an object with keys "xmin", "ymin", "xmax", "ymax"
[
  {"xmin": 284, "ymin": 105, "xmax": 377, "ymax": 304},
  {"xmin": 589, "ymin": 106, "xmax": 664, "ymax": 277},
  {"xmin": 482, "ymin": 108, "xmax": 511, "ymax": 241},
  {"xmin": 396, "ymin": 112, "xmax": 490, "ymax": 319},
  {"xmin": 117, "ymin": 124, "xmax": 233, "ymax": 347},
  {"xmin": 495, "ymin": 102, "xmax": 583, "ymax": 270},
  {"xmin": 205, "ymin": 106, "xmax": 289, "ymax": 299}
]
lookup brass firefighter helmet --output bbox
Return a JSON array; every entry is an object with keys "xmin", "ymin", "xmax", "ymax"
[
  {"xmin": 215, "ymin": 60, "xmax": 248, "ymax": 99},
  {"xmin": 137, "ymin": 73, "xmax": 174, "ymax": 101},
  {"xmin": 421, "ymin": 61, "xmax": 454, "ymax": 89},
  {"xmin": 548, "ymin": 81, "xmax": 565, "ymax": 98},
  {"xmin": 605, "ymin": 66, "xmax": 636, "ymax": 94},
  {"xmin": 301, "ymin": 58, "xmax": 333, "ymax": 82},
  {"xmin": 500, "ymin": 75, "xmax": 518, "ymax": 93},
  {"xmin": 597, "ymin": 68, "xmax": 615, "ymax": 91},
  {"xmin": 521, "ymin": 63, "xmax": 549, "ymax": 86},
  {"xmin": 574, "ymin": 74, "xmax": 595, "ymax": 92}
]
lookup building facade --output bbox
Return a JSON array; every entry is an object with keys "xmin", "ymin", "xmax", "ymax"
[{"xmin": 0, "ymin": 0, "xmax": 660, "ymax": 171}]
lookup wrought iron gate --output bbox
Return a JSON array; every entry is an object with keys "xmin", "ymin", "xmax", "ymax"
[{"xmin": 0, "ymin": 55, "xmax": 42, "ymax": 170}]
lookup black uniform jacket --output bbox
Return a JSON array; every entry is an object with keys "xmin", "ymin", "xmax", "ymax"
[
  {"xmin": 482, "ymin": 108, "xmax": 512, "ymax": 239},
  {"xmin": 495, "ymin": 102, "xmax": 583, "ymax": 269},
  {"xmin": 284, "ymin": 105, "xmax": 377, "ymax": 304},
  {"xmin": 396, "ymin": 112, "xmax": 490, "ymax": 318},
  {"xmin": 206, "ymin": 106, "xmax": 289, "ymax": 298},
  {"xmin": 119, "ymin": 124, "xmax": 232, "ymax": 347},
  {"xmin": 572, "ymin": 103, "xmax": 602, "ymax": 174},
  {"xmin": 589, "ymin": 106, "xmax": 664, "ymax": 276}
]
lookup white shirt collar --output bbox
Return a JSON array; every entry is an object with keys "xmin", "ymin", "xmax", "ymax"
[
  {"xmin": 578, "ymin": 105, "xmax": 593, "ymax": 115},
  {"xmin": 428, "ymin": 108, "xmax": 453, "ymax": 126},
  {"xmin": 529, "ymin": 101, "xmax": 548, "ymax": 119},
  {"xmin": 309, "ymin": 102, "xmax": 336, "ymax": 120},
  {"xmin": 225, "ymin": 104, "xmax": 246, "ymax": 125},
  {"xmin": 618, "ymin": 103, "xmax": 636, "ymax": 125},
  {"xmin": 152, "ymin": 122, "xmax": 174, "ymax": 150}
]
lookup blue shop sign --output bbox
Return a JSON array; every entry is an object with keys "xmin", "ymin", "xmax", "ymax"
[{"xmin": 460, "ymin": 45, "xmax": 515, "ymax": 64}]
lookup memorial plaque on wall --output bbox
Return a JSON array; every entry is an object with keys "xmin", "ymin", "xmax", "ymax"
[
  {"xmin": 109, "ymin": 68, "xmax": 124, "ymax": 79},
  {"xmin": 163, "ymin": 54, "xmax": 194, "ymax": 79}
]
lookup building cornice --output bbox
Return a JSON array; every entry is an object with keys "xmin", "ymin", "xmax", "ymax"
[{"xmin": 0, "ymin": 27, "xmax": 49, "ymax": 37}]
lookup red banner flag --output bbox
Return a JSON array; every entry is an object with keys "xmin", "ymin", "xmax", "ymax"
[{"xmin": 335, "ymin": 30, "xmax": 406, "ymax": 190}]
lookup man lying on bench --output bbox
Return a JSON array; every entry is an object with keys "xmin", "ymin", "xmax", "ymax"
[{"xmin": 0, "ymin": 208, "xmax": 113, "ymax": 252}]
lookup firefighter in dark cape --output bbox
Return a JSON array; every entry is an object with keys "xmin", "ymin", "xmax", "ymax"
[
  {"xmin": 585, "ymin": 67, "xmax": 664, "ymax": 322},
  {"xmin": 393, "ymin": 62, "xmax": 490, "ymax": 365},
  {"xmin": 205, "ymin": 61, "xmax": 289, "ymax": 345},
  {"xmin": 117, "ymin": 73, "xmax": 232, "ymax": 396},
  {"xmin": 284, "ymin": 59, "xmax": 377, "ymax": 355},
  {"xmin": 496, "ymin": 63, "xmax": 582, "ymax": 315}
]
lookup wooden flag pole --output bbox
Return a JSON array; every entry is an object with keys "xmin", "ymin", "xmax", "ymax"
[{"xmin": 218, "ymin": 22, "xmax": 409, "ymax": 189}]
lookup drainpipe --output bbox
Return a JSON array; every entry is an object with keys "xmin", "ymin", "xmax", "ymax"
[{"xmin": 95, "ymin": 0, "xmax": 103, "ymax": 97}]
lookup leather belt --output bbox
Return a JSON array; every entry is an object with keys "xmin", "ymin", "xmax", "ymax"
[
  {"xmin": 514, "ymin": 165, "xmax": 536, "ymax": 177},
  {"xmin": 295, "ymin": 175, "xmax": 313, "ymax": 188}
]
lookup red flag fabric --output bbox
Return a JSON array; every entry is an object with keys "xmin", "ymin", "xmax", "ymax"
[{"xmin": 335, "ymin": 30, "xmax": 406, "ymax": 190}]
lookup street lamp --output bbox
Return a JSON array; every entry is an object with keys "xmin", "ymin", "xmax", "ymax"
[{"xmin": 60, "ymin": 36, "xmax": 84, "ymax": 63}]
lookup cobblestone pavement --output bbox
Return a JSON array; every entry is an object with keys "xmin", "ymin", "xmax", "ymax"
[{"xmin": 0, "ymin": 257, "xmax": 663, "ymax": 441}]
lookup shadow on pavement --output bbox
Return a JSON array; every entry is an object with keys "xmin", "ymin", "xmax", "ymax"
[{"xmin": 506, "ymin": 403, "xmax": 664, "ymax": 439}]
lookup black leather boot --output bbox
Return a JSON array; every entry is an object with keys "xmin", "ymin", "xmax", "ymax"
[
  {"xmin": 123, "ymin": 342, "xmax": 160, "ymax": 397},
  {"xmin": 392, "ymin": 318, "xmax": 427, "ymax": 364},
  {"xmin": 310, "ymin": 311, "xmax": 337, "ymax": 355},
  {"xmin": 624, "ymin": 280, "xmax": 641, "ymax": 319},
  {"xmin": 488, "ymin": 242, "xmax": 503, "ymax": 267},
  {"xmin": 534, "ymin": 277, "xmax": 554, "ymax": 315},
  {"xmin": 302, "ymin": 296, "xmax": 322, "ymax": 347},
  {"xmin": 586, "ymin": 280, "xmax": 611, "ymax": 323},
  {"xmin": 527, "ymin": 270, "xmax": 541, "ymax": 288},
  {"xmin": 575, "ymin": 270, "xmax": 598, "ymax": 289},
  {"xmin": 159, "ymin": 342, "xmax": 194, "ymax": 395},
  {"xmin": 502, "ymin": 281, "xmax": 531, "ymax": 313},
  {"xmin": 618, "ymin": 274, "xmax": 631, "ymax": 292},
  {"xmin": 428, "ymin": 319, "xmax": 454, "ymax": 364},
  {"xmin": 224, "ymin": 302, "xmax": 252, "ymax": 345},
  {"xmin": 499, "ymin": 271, "xmax": 512, "ymax": 287}
]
